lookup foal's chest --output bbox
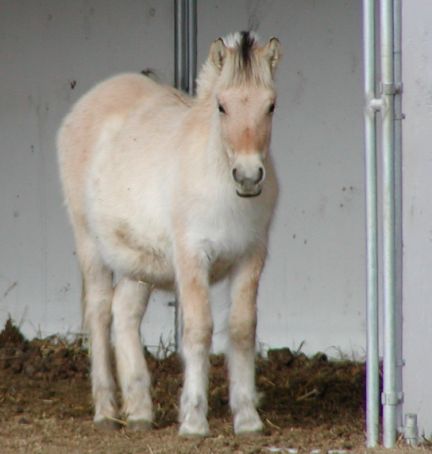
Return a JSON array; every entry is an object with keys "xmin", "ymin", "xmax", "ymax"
[{"xmin": 186, "ymin": 198, "xmax": 264, "ymax": 270}]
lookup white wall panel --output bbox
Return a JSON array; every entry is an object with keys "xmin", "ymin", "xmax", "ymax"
[{"xmin": 402, "ymin": 0, "xmax": 432, "ymax": 438}]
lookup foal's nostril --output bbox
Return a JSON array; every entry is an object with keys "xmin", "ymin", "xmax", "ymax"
[
  {"xmin": 232, "ymin": 168, "xmax": 241, "ymax": 183},
  {"xmin": 256, "ymin": 167, "xmax": 264, "ymax": 184}
]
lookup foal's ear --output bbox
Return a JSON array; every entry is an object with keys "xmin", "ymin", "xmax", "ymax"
[
  {"xmin": 264, "ymin": 37, "xmax": 281, "ymax": 73},
  {"xmin": 209, "ymin": 38, "xmax": 226, "ymax": 71}
]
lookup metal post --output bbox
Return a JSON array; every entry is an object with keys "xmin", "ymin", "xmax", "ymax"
[
  {"xmin": 392, "ymin": 0, "xmax": 404, "ymax": 434},
  {"xmin": 363, "ymin": 0, "xmax": 403, "ymax": 447},
  {"xmin": 380, "ymin": 0, "xmax": 398, "ymax": 448},
  {"xmin": 187, "ymin": 0, "xmax": 197, "ymax": 95},
  {"xmin": 174, "ymin": 0, "xmax": 187, "ymax": 90},
  {"xmin": 363, "ymin": 0, "xmax": 380, "ymax": 447},
  {"xmin": 173, "ymin": 0, "xmax": 197, "ymax": 352},
  {"xmin": 174, "ymin": 0, "xmax": 197, "ymax": 94},
  {"xmin": 174, "ymin": 0, "xmax": 186, "ymax": 352}
]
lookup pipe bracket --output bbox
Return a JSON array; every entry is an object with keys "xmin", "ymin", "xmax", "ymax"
[
  {"xmin": 380, "ymin": 82, "xmax": 403, "ymax": 96},
  {"xmin": 382, "ymin": 391, "xmax": 404, "ymax": 406},
  {"xmin": 380, "ymin": 82, "xmax": 397, "ymax": 95}
]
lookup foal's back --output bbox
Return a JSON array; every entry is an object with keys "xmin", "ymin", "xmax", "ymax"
[{"xmin": 57, "ymin": 73, "xmax": 190, "ymax": 229}]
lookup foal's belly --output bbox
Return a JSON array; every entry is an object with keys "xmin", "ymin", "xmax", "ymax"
[
  {"xmin": 100, "ymin": 221, "xmax": 238, "ymax": 288},
  {"xmin": 102, "ymin": 221, "xmax": 176, "ymax": 288}
]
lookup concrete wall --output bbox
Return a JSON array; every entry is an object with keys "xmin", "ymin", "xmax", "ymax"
[
  {"xmin": 0, "ymin": 1, "xmax": 365, "ymax": 356},
  {"xmin": 402, "ymin": 0, "xmax": 432, "ymax": 438}
]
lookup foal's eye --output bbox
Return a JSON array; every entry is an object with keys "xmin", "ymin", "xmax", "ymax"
[
  {"xmin": 268, "ymin": 103, "xmax": 276, "ymax": 114},
  {"xmin": 218, "ymin": 103, "xmax": 226, "ymax": 114}
]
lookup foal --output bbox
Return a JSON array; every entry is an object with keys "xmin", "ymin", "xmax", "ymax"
[{"xmin": 58, "ymin": 31, "xmax": 281, "ymax": 436}]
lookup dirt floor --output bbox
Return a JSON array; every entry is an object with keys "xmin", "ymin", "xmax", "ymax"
[{"xmin": 0, "ymin": 319, "xmax": 428, "ymax": 453}]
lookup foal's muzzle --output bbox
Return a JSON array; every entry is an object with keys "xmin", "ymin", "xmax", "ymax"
[{"xmin": 232, "ymin": 164, "xmax": 265, "ymax": 198}]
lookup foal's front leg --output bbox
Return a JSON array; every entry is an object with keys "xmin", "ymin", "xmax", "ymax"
[
  {"xmin": 228, "ymin": 250, "xmax": 265, "ymax": 435},
  {"xmin": 176, "ymin": 252, "xmax": 213, "ymax": 436}
]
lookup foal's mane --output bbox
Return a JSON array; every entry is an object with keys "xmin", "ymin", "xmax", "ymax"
[{"xmin": 196, "ymin": 31, "xmax": 276, "ymax": 100}]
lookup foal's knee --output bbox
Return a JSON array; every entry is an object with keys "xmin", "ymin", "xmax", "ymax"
[
  {"xmin": 229, "ymin": 315, "xmax": 256, "ymax": 350},
  {"xmin": 183, "ymin": 315, "xmax": 213, "ymax": 349},
  {"xmin": 85, "ymin": 301, "xmax": 112, "ymax": 331}
]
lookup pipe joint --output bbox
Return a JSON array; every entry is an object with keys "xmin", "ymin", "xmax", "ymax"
[{"xmin": 368, "ymin": 98, "xmax": 384, "ymax": 112}]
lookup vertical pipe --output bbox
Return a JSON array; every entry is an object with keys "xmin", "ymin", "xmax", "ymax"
[
  {"xmin": 175, "ymin": 0, "xmax": 197, "ymax": 94},
  {"xmin": 174, "ymin": 0, "xmax": 186, "ymax": 90},
  {"xmin": 174, "ymin": 0, "xmax": 186, "ymax": 352},
  {"xmin": 173, "ymin": 0, "xmax": 197, "ymax": 351},
  {"xmin": 392, "ymin": 0, "xmax": 404, "ymax": 432},
  {"xmin": 381, "ymin": 0, "xmax": 397, "ymax": 448},
  {"xmin": 187, "ymin": 0, "xmax": 197, "ymax": 95},
  {"xmin": 363, "ymin": 0, "xmax": 380, "ymax": 447}
]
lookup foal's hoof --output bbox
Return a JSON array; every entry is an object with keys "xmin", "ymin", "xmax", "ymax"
[
  {"xmin": 127, "ymin": 419, "xmax": 152, "ymax": 431},
  {"xmin": 94, "ymin": 418, "xmax": 123, "ymax": 431},
  {"xmin": 236, "ymin": 427, "xmax": 264, "ymax": 437},
  {"xmin": 179, "ymin": 421, "xmax": 209, "ymax": 438},
  {"xmin": 179, "ymin": 430, "xmax": 209, "ymax": 439},
  {"xmin": 234, "ymin": 412, "xmax": 264, "ymax": 436}
]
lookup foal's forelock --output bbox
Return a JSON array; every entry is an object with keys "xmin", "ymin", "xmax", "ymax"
[
  {"xmin": 220, "ymin": 31, "xmax": 274, "ymax": 88},
  {"xmin": 196, "ymin": 31, "xmax": 281, "ymax": 100}
]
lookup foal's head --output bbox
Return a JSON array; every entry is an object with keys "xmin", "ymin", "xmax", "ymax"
[{"xmin": 202, "ymin": 31, "xmax": 281, "ymax": 197}]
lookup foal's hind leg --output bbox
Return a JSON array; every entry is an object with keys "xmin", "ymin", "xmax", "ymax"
[
  {"xmin": 112, "ymin": 278, "xmax": 153, "ymax": 430},
  {"xmin": 79, "ymin": 240, "xmax": 117, "ymax": 428},
  {"xmin": 228, "ymin": 251, "xmax": 265, "ymax": 435}
]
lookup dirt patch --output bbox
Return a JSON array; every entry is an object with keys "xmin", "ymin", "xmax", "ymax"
[{"xmin": 0, "ymin": 319, "xmax": 422, "ymax": 453}]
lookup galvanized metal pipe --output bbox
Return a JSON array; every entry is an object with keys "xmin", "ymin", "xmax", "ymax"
[
  {"xmin": 173, "ymin": 0, "xmax": 197, "ymax": 351},
  {"xmin": 363, "ymin": 0, "xmax": 380, "ymax": 447},
  {"xmin": 174, "ymin": 0, "xmax": 197, "ymax": 94},
  {"xmin": 187, "ymin": 0, "xmax": 197, "ymax": 95},
  {"xmin": 174, "ymin": 0, "xmax": 186, "ymax": 352},
  {"xmin": 364, "ymin": 0, "xmax": 403, "ymax": 447},
  {"xmin": 175, "ymin": 0, "xmax": 186, "ymax": 90},
  {"xmin": 380, "ymin": 0, "xmax": 398, "ymax": 448},
  {"xmin": 392, "ymin": 0, "xmax": 404, "ymax": 437}
]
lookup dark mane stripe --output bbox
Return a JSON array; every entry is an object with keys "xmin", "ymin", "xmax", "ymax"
[
  {"xmin": 209, "ymin": 31, "xmax": 272, "ymax": 88},
  {"xmin": 239, "ymin": 30, "xmax": 256, "ymax": 69}
]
